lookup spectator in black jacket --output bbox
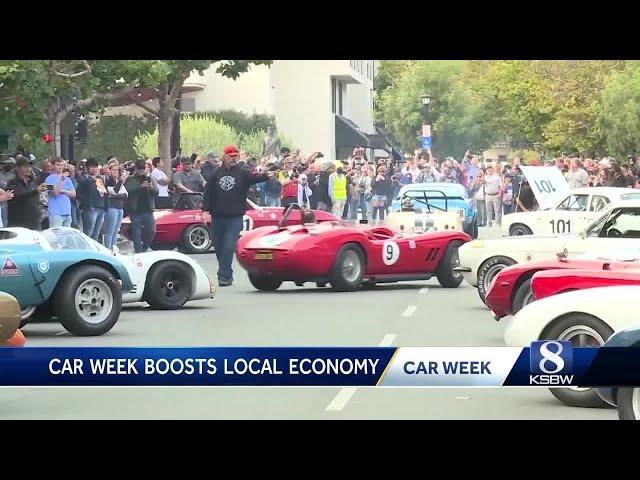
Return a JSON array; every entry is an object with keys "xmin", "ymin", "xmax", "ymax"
[
  {"xmin": 104, "ymin": 163, "xmax": 129, "ymax": 251},
  {"xmin": 125, "ymin": 159, "xmax": 158, "ymax": 253},
  {"xmin": 201, "ymin": 151, "xmax": 219, "ymax": 182},
  {"xmin": 76, "ymin": 158, "xmax": 108, "ymax": 240},
  {"xmin": 6, "ymin": 156, "xmax": 47, "ymax": 229},
  {"xmin": 371, "ymin": 165, "xmax": 392, "ymax": 221},
  {"xmin": 203, "ymin": 144, "xmax": 270, "ymax": 286}
]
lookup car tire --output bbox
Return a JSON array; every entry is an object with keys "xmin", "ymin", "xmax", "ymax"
[
  {"xmin": 436, "ymin": 240, "xmax": 464, "ymax": 288},
  {"xmin": 144, "ymin": 261, "xmax": 193, "ymax": 310},
  {"xmin": 249, "ymin": 274, "xmax": 282, "ymax": 291},
  {"xmin": 509, "ymin": 224, "xmax": 533, "ymax": 236},
  {"xmin": 19, "ymin": 304, "xmax": 54, "ymax": 328},
  {"xmin": 180, "ymin": 224, "xmax": 212, "ymax": 254},
  {"xmin": 541, "ymin": 313, "xmax": 614, "ymax": 408},
  {"xmin": 512, "ymin": 277, "xmax": 536, "ymax": 314},
  {"xmin": 55, "ymin": 265, "xmax": 122, "ymax": 336},
  {"xmin": 330, "ymin": 243, "xmax": 365, "ymax": 292},
  {"xmin": 616, "ymin": 388, "xmax": 640, "ymax": 420},
  {"xmin": 477, "ymin": 256, "xmax": 517, "ymax": 305}
]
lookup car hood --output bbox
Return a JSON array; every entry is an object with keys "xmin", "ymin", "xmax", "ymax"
[{"xmin": 462, "ymin": 234, "xmax": 577, "ymax": 253}]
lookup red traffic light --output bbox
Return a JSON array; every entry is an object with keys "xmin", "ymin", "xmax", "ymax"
[{"xmin": 43, "ymin": 133, "xmax": 52, "ymax": 143}]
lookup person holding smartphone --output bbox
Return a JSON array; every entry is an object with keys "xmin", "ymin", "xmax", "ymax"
[
  {"xmin": 6, "ymin": 156, "xmax": 48, "ymax": 230},
  {"xmin": 45, "ymin": 157, "xmax": 76, "ymax": 227}
]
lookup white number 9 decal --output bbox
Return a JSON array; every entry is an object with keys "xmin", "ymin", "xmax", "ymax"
[
  {"xmin": 382, "ymin": 240, "xmax": 400, "ymax": 265},
  {"xmin": 242, "ymin": 215, "xmax": 253, "ymax": 232}
]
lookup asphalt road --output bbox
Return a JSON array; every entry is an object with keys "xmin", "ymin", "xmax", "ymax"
[{"xmin": 0, "ymin": 227, "xmax": 616, "ymax": 419}]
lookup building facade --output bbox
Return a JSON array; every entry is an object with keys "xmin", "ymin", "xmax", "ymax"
[{"xmin": 180, "ymin": 60, "xmax": 379, "ymax": 161}]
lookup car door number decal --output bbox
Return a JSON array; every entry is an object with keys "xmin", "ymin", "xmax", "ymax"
[
  {"xmin": 243, "ymin": 215, "xmax": 253, "ymax": 231},
  {"xmin": 549, "ymin": 219, "xmax": 571, "ymax": 234},
  {"xmin": 382, "ymin": 240, "xmax": 400, "ymax": 265}
]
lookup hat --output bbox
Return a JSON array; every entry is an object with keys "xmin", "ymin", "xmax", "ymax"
[
  {"xmin": 16, "ymin": 156, "xmax": 30, "ymax": 168},
  {"xmin": 206, "ymin": 151, "xmax": 218, "ymax": 159},
  {"xmin": 223, "ymin": 145, "xmax": 240, "ymax": 157}
]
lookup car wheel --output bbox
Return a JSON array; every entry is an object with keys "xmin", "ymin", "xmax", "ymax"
[
  {"xmin": 249, "ymin": 274, "xmax": 282, "ymax": 291},
  {"xmin": 477, "ymin": 256, "xmax": 517, "ymax": 305},
  {"xmin": 180, "ymin": 224, "xmax": 212, "ymax": 254},
  {"xmin": 542, "ymin": 313, "xmax": 614, "ymax": 408},
  {"xmin": 55, "ymin": 266, "xmax": 122, "ymax": 336},
  {"xmin": 436, "ymin": 240, "xmax": 464, "ymax": 288},
  {"xmin": 509, "ymin": 224, "xmax": 533, "ymax": 236},
  {"xmin": 617, "ymin": 388, "xmax": 640, "ymax": 420},
  {"xmin": 330, "ymin": 243, "xmax": 365, "ymax": 292},
  {"xmin": 512, "ymin": 277, "xmax": 536, "ymax": 314},
  {"xmin": 19, "ymin": 304, "xmax": 54, "ymax": 328},
  {"xmin": 144, "ymin": 261, "xmax": 193, "ymax": 310}
]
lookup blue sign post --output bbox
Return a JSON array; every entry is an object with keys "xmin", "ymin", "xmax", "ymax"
[{"xmin": 421, "ymin": 136, "xmax": 432, "ymax": 149}]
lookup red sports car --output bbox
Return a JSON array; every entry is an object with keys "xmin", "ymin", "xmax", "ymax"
[
  {"xmin": 485, "ymin": 252, "xmax": 640, "ymax": 320},
  {"xmin": 531, "ymin": 267, "xmax": 640, "ymax": 301},
  {"xmin": 121, "ymin": 193, "xmax": 338, "ymax": 254},
  {"xmin": 236, "ymin": 205, "xmax": 470, "ymax": 291}
]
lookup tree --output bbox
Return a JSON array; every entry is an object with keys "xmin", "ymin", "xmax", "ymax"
[
  {"xmin": 375, "ymin": 61, "xmax": 497, "ymax": 158},
  {"xmin": 126, "ymin": 61, "xmax": 271, "ymax": 173}
]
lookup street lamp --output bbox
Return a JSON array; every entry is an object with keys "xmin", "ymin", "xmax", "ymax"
[{"xmin": 421, "ymin": 94, "xmax": 433, "ymax": 151}]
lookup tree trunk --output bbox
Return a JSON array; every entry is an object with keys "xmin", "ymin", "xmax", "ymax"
[
  {"xmin": 47, "ymin": 102, "xmax": 58, "ymax": 158},
  {"xmin": 158, "ymin": 106, "xmax": 173, "ymax": 176}
]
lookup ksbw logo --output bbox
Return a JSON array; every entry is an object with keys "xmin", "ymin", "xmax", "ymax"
[{"xmin": 529, "ymin": 341, "xmax": 574, "ymax": 385}]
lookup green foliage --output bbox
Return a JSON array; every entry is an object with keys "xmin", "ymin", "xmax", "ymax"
[
  {"xmin": 134, "ymin": 116, "xmax": 237, "ymax": 159},
  {"xmin": 81, "ymin": 114, "xmax": 156, "ymax": 161},
  {"xmin": 237, "ymin": 130, "xmax": 265, "ymax": 156},
  {"xmin": 186, "ymin": 110, "xmax": 275, "ymax": 136}
]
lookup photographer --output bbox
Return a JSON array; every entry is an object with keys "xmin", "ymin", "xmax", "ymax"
[
  {"xmin": 125, "ymin": 159, "xmax": 158, "ymax": 253},
  {"xmin": 76, "ymin": 158, "xmax": 107, "ymax": 240},
  {"xmin": 103, "ymin": 163, "xmax": 129, "ymax": 251},
  {"xmin": 6, "ymin": 156, "xmax": 48, "ymax": 230},
  {"xmin": 278, "ymin": 156, "xmax": 299, "ymax": 207},
  {"xmin": 45, "ymin": 157, "xmax": 76, "ymax": 227},
  {"xmin": 370, "ymin": 165, "xmax": 392, "ymax": 221}
]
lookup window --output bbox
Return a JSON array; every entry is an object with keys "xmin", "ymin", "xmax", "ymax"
[
  {"xmin": 596, "ymin": 208, "xmax": 640, "ymax": 238},
  {"xmin": 556, "ymin": 194, "xmax": 588, "ymax": 211},
  {"xmin": 589, "ymin": 195, "xmax": 611, "ymax": 212}
]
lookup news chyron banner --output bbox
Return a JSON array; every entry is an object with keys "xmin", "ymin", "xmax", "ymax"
[{"xmin": 0, "ymin": 343, "xmax": 639, "ymax": 387}]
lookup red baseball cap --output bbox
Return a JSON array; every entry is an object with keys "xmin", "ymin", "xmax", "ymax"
[{"xmin": 224, "ymin": 145, "xmax": 240, "ymax": 157}]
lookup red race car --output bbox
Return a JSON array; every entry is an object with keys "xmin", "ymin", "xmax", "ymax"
[
  {"xmin": 531, "ymin": 267, "xmax": 640, "ymax": 301},
  {"xmin": 236, "ymin": 204, "xmax": 470, "ymax": 291},
  {"xmin": 485, "ymin": 250, "xmax": 640, "ymax": 320},
  {"xmin": 121, "ymin": 193, "xmax": 338, "ymax": 254}
]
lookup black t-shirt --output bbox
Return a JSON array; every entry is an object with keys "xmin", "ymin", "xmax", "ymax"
[
  {"xmin": 516, "ymin": 183, "xmax": 537, "ymax": 211},
  {"xmin": 203, "ymin": 165, "xmax": 268, "ymax": 217}
]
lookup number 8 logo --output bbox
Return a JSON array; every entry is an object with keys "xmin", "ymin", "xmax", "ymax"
[
  {"xmin": 539, "ymin": 341, "xmax": 565, "ymax": 374},
  {"xmin": 382, "ymin": 240, "xmax": 400, "ymax": 265}
]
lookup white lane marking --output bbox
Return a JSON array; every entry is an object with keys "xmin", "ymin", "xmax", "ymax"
[
  {"xmin": 456, "ymin": 396, "xmax": 472, "ymax": 400},
  {"xmin": 55, "ymin": 331, "xmax": 68, "ymax": 336},
  {"xmin": 419, "ymin": 287, "xmax": 429, "ymax": 294},
  {"xmin": 325, "ymin": 333, "xmax": 397, "ymax": 412},
  {"xmin": 401, "ymin": 305, "xmax": 417, "ymax": 317}
]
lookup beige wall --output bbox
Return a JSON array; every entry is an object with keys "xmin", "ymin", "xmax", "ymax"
[{"xmin": 182, "ymin": 64, "xmax": 271, "ymax": 114}]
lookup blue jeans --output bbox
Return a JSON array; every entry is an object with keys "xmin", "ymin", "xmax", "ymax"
[
  {"xmin": 49, "ymin": 214, "xmax": 72, "ymax": 227},
  {"xmin": 265, "ymin": 195, "xmax": 281, "ymax": 207},
  {"xmin": 348, "ymin": 197, "xmax": 359, "ymax": 220},
  {"xmin": 103, "ymin": 208, "xmax": 124, "ymax": 250},
  {"xmin": 71, "ymin": 202, "xmax": 81, "ymax": 230},
  {"xmin": 82, "ymin": 208, "xmax": 106, "ymax": 240},
  {"xmin": 130, "ymin": 212, "xmax": 156, "ymax": 253},
  {"xmin": 212, "ymin": 215, "xmax": 243, "ymax": 282}
]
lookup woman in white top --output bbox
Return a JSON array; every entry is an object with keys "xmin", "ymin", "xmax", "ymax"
[{"xmin": 471, "ymin": 171, "xmax": 486, "ymax": 227}]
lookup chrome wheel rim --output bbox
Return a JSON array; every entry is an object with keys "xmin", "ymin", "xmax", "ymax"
[
  {"xmin": 451, "ymin": 250, "xmax": 461, "ymax": 279},
  {"xmin": 74, "ymin": 279, "xmax": 114, "ymax": 324},
  {"xmin": 557, "ymin": 325, "xmax": 606, "ymax": 392},
  {"xmin": 342, "ymin": 251, "xmax": 361, "ymax": 283},
  {"xmin": 20, "ymin": 306, "xmax": 36, "ymax": 321},
  {"xmin": 512, "ymin": 228, "xmax": 528, "ymax": 236},
  {"xmin": 632, "ymin": 388, "xmax": 640, "ymax": 420},
  {"xmin": 189, "ymin": 227, "xmax": 210, "ymax": 248},
  {"xmin": 483, "ymin": 264, "xmax": 506, "ymax": 293},
  {"xmin": 522, "ymin": 289, "xmax": 535, "ymax": 307}
]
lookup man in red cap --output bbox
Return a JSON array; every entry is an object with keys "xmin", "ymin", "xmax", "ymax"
[{"xmin": 203, "ymin": 145, "xmax": 272, "ymax": 286}]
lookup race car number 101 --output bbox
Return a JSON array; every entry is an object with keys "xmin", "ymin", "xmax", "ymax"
[{"xmin": 549, "ymin": 219, "xmax": 571, "ymax": 233}]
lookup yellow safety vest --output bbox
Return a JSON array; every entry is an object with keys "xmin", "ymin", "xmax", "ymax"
[{"xmin": 332, "ymin": 174, "xmax": 347, "ymax": 201}]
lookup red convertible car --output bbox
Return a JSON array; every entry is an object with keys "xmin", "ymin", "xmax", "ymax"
[
  {"xmin": 485, "ymin": 251, "xmax": 640, "ymax": 320},
  {"xmin": 531, "ymin": 267, "xmax": 640, "ymax": 301},
  {"xmin": 237, "ymin": 205, "xmax": 470, "ymax": 291},
  {"xmin": 121, "ymin": 193, "xmax": 338, "ymax": 254}
]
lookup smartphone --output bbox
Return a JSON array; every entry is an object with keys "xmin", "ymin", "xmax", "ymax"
[{"xmin": 45, "ymin": 184, "xmax": 54, "ymax": 191}]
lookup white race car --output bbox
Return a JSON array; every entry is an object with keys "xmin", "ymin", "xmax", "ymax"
[
  {"xmin": 503, "ymin": 285, "xmax": 640, "ymax": 409},
  {"xmin": 0, "ymin": 227, "xmax": 215, "ymax": 322},
  {"xmin": 503, "ymin": 187, "xmax": 640, "ymax": 236},
  {"xmin": 457, "ymin": 201, "xmax": 640, "ymax": 303}
]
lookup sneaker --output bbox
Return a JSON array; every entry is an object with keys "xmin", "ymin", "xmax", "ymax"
[{"xmin": 218, "ymin": 279, "xmax": 232, "ymax": 287}]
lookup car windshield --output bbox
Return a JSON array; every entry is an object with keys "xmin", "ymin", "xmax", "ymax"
[{"xmin": 41, "ymin": 229, "xmax": 92, "ymax": 251}]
